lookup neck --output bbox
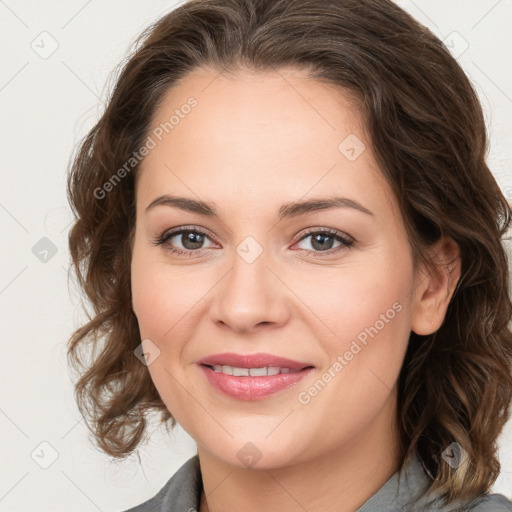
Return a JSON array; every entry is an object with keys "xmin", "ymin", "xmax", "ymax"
[{"xmin": 197, "ymin": 391, "xmax": 402, "ymax": 512}]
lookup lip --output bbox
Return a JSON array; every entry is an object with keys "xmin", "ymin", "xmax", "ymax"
[
  {"xmin": 197, "ymin": 352, "xmax": 315, "ymax": 401},
  {"xmin": 197, "ymin": 352, "xmax": 313, "ymax": 370}
]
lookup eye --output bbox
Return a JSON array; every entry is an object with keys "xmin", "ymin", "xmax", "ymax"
[
  {"xmin": 151, "ymin": 226, "xmax": 216, "ymax": 256},
  {"xmin": 152, "ymin": 226, "xmax": 354, "ymax": 257},
  {"xmin": 293, "ymin": 228, "xmax": 354, "ymax": 254}
]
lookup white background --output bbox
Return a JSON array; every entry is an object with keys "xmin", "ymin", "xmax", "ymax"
[{"xmin": 0, "ymin": 1, "xmax": 511, "ymax": 510}]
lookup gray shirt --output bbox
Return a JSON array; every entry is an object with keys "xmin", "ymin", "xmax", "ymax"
[{"xmin": 123, "ymin": 451, "xmax": 512, "ymax": 511}]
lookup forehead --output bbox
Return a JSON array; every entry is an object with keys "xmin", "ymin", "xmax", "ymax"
[
  {"xmin": 136, "ymin": 66, "xmax": 399, "ymax": 224},
  {"xmin": 152, "ymin": 65, "xmax": 363, "ymax": 146}
]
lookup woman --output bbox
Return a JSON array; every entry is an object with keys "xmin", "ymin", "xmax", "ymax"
[{"xmin": 66, "ymin": 0, "xmax": 512, "ymax": 510}]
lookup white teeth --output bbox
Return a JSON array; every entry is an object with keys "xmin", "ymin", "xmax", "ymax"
[
  {"xmin": 222, "ymin": 365, "xmax": 233, "ymax": 375},
  {"xmin": 249, "ymin": 367, "xmax": 267, "ymax": 377},
  {"xmin": 211, "ymin": 365, "xmax": 298, "ymax": 376}
]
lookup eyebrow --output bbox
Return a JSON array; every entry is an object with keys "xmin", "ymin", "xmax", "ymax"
[{"xmin": 145, "ymin": 194, "xmax": 374, "ymax": 220}]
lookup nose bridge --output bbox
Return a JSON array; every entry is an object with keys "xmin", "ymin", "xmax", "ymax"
[{"xmin": 212, "ymin": 236, "xmax": 288, "ymax": 332}]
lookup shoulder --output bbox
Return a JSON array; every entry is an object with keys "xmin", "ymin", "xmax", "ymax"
[
  {"xmin": 359, "ymin": 448, "xmax": 512, "ymax": 512},
  {"xmin": 400, "ymin": 451, "xmax": 512, "ymax": 511},
  {"xmin": 402, "ymin": 487, "xmax": 512, "ymax": 511},
  {"xmin": 463, "ymin": 492, "xmax": 512, "ymax": 511},
  {"xmin": 122, "ymin": 455, "xmax": 202, "ymax": 512},
  {"xmin": 411, "ymin": 477, "xmax": 512, "ymax": 511},
  {"xmin": 413, "ymin": 485, "xmax": 512, "ymax": 511}
]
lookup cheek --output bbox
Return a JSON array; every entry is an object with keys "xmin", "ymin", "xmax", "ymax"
[
  {"xmin": 131, "ymin": 265, "xmax": 171, "ymax": 341},
  {"xmin": 295, "ymin": 248, "xmax": 414, "ymax": 396},
  {"xmin": 349, "ymin": 294, "xmax": 411, "ymax": 387},
  {"xmin": 130, "ymin": 250, "xmax": 178, "ymax": 381},
  {"xmin": 337, "ymin": 275, "xmax": 410, "ymax": 345},
  {"xmin": 130, "ymin": 252, "xmax": 199, "ymax": 421},
  {"xmin": 130, "ymin": 247, "xmax": 217, "ymax": 376},
  {"xmin": 291, "ymin": 264, "xmax": 413, "ymax": 439},
  {"xmin": 297, "ymin": 256, "xmax": 412, "ymax": 345},
  {"xmin": 131, "ymin": 245, "xmax": 198, "ymax": 341}
]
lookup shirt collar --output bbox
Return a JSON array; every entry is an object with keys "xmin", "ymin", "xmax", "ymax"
[
  {"xmin": 171, "ymin": 450, "xmax": 434, "ymax": 512},
  {"xmin": 357, "ymin": 449, "xmax": 434, "ymax": 511}
]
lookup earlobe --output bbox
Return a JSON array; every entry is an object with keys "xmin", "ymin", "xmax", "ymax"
[{"xmin": 410, "ymin": 236, "xmax": 461, "ymax": 336}]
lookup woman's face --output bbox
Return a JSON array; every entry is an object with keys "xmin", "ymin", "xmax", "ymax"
[{"xmin": 131, "ymin": 66, "xmax": 429, "ymax": 469}]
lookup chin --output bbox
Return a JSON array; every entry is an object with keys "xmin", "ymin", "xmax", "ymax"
[{"xmin": 197, "ymin": 433, "xmax": 309, "ymax": 471}]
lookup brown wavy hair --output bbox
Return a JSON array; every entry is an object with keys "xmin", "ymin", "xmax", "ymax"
[{"xmin": 66, "ymin": 0, "xmax": 512, "ymax": 505}]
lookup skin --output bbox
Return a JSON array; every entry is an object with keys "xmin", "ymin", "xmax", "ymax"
[{"xmin": 130, "ymin": 66, "xmax": 461, "ymax": 512}]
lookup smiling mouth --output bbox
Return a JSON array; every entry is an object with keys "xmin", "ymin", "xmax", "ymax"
[
  {"xmin": 202, "ymin": 364, "xmax": 313, "ymax": 376},
  {"xmin": 198, "ymin": 362, "xmax": 315, "ymax": 400}
]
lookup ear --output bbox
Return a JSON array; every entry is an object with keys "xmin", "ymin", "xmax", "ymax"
[{"xmin": 410, "ymin": 236, "xmax": 461, "ymax": 336}]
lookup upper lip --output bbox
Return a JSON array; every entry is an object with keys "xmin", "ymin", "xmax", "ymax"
[{"xmin": 197, "ymin": 352, "xmax": 313, "ymax": 370}]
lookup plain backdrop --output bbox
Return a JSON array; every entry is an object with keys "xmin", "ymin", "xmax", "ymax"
[{"xmin": 0, "ymin": 1, "xmax": 511, "ymax": 510}]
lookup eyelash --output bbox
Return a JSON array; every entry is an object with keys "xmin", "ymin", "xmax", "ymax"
[{"xmin": 151, "ymin": 225, "xmax": 354, "ymax": 257}]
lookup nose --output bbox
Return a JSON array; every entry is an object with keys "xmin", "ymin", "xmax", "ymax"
[{"xmin": 210, "ymin": 248, "xmax": 290, "ymax": 334}]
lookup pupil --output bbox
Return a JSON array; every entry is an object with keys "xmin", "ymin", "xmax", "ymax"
[
  {"xmin": 312, "ymin": 234, "xmax": 333, "ymax": 251},
  {"xmin": 183, "ymin": 232, "xmax": 204, "ymax": 249}
]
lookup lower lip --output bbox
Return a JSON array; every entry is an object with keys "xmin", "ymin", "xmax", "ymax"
[{"xmin": 199, "ymin": 365, "xmax": 314, "ymax": 400}]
